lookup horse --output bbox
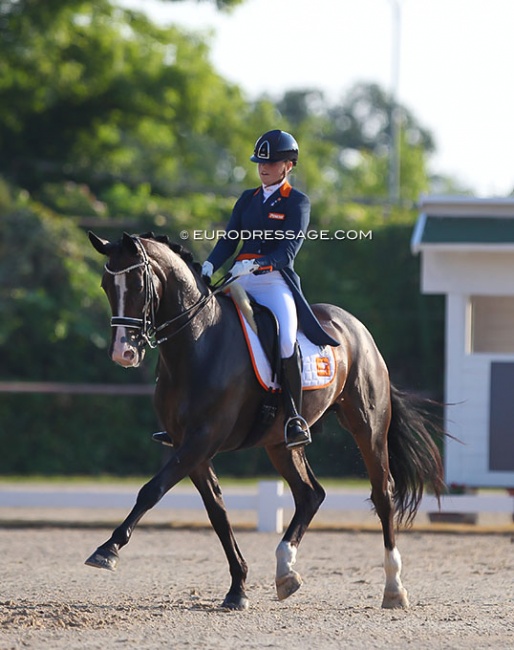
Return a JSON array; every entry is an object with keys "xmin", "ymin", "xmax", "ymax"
[{"xmin": 85, "ymin": 231, "xmax": 445, "ymax": 611}]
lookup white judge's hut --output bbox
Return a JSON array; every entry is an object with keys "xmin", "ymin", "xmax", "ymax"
[{"xmin": 411, "ymin": 196, "xmax": 514, "ymax": 490}]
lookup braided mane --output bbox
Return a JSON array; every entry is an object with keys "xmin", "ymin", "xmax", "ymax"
[{"xmin": 139, "ymin": 232, "xmax": 203, "ymax": 276}]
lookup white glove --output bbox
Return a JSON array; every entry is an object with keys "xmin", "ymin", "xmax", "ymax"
[
  {"xmin": 229, "ymin": 259, "xmax": 259, "ymax": 278},
  {"xmin": 201, "ymin": 261, "xmax": 214, "ymax": 279}
]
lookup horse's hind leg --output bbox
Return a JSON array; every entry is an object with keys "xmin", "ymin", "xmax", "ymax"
[
  {"xmin": 189, "ymin": 461, "xmax": 249, "ymax": 610},
  {"xmin": 266, "ymin": 444, "xmax": 326, "ymax": 600},
  {"xmin": 335, "ymin": 385, "xmax": 409, "ymax": 609}
]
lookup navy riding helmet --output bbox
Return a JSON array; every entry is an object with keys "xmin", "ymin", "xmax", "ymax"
[{"xmin": 250, "ymin": 130, "xmax": 299, "ymax": 165}]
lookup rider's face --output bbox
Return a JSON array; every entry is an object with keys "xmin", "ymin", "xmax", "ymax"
[{"xmin": 257, "ymin": 160, "xmax": 293, "ymax": 187}]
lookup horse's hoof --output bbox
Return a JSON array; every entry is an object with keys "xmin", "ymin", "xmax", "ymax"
[
  {"xmin": 85, "ymin": 548, "xmax": 119, "ymax": 572},
  {"xmin": 382, "ymin": 588, "xmax": 410, "ymax": 609},
  {"xmin": 276, "ymin": 570, "xmax": 303, "ymax": 601},
  {"xmin": 221, "ymin": 593, "xmax": 249, "ymax": 611}
]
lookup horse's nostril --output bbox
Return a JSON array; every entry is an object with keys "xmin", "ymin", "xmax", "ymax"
[{"xmin": 123, "ymin": 349, "xmax": 135, "ymax": 361}]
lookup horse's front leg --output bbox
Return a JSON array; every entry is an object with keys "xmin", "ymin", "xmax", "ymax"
[
  {"xmin": 85, "ymin": 445, "xmax": 201, "ymax": 571},
  {"xmin": 189, "ymin": 461, "xmax": 249, "ymax": 610},
  {"xmin": 266, "ymin": 444, "xmax": 326, "ymax": 600}
]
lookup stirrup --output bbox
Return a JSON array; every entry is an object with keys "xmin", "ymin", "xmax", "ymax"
[
  {"xmin": 151, "ymin": 431, "xmax": 174, "ymax": 447},
  {"xmin": 284, "ymin": 416, "xmax": 312, "ymax": 449}
]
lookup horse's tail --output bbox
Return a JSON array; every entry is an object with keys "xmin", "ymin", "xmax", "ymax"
[{"xmin": 387, "ymin": 384, "xmax": 446, "ymax": 526}]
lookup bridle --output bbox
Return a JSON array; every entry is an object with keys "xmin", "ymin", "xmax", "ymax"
[
  {"xmin": 104, "ymin": 238, "xmax": 160, "ymax": 349},
  {"xmin": 104, "ymin": 237, "xmax": 233, "ymax": 349}
]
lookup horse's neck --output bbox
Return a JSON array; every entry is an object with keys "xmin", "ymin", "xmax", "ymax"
[{"xmin": 158, "ymin": 255, "xmax": 217, "ymax": 343}]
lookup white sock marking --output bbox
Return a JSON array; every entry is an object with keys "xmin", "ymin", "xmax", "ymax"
[
  {"xmin": 276, "ymin": 541, "xmax": 297, "ymax": 578},
  {"xmin": 384, "ymin": 546, "xmax": 404, "ymax": 593}
]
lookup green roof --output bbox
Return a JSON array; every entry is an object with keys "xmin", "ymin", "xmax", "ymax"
[{"xmin": 414, "ymin": 215, "xmax": 514, "ymax": 247}]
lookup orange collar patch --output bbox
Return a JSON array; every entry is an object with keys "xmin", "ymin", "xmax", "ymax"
[{"xmin": 280, "ymin": 181, "xmax": 292, "ymax": 197}]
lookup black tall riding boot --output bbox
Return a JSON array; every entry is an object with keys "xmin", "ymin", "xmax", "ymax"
[{"xmin": 281, "ymin": 345, "xmax": 311, "ymax": 449}]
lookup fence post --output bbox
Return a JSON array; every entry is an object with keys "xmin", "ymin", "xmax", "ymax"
[{"xmin": 257, "ymin": 480, "xmax": 284, "ymax": 533}]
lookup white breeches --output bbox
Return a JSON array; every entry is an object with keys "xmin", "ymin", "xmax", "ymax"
[{"xmin": 235, "ymin": 271, "xmax": 297, "ymax": 358}]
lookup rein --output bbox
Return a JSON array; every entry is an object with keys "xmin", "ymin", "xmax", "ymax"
[
  {"xmin": 105, "ymin": 237, "xmax": 234, "ymax": 348},
  {"xmin": 153, "ymin": 274, "xmax": 235, "ymax": 345}
]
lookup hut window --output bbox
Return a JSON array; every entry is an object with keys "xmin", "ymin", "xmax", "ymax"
[{"xmin": 470, "ymin": 295, "xmax": 514, "ymax": 353}]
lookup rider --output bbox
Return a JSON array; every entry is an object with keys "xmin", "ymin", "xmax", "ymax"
[{"xmin": 201, "ymin": 129, "xmax": 339, "ymax": 449}]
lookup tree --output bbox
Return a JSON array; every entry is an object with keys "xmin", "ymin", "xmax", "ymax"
[
  {"xmin": 325, "ymin": 82, "xmax": 434, "ymax": 154},
  {"xmin": 0, "ymin": 193, "xmax": 112, "ymax": 381},
  {"xmin": 276, "ymin": 82, "xmax": 436, "ymax": 206},
  {"xmin": 0, "ymin": 0, "xmax": 261, "ymax": 196}
]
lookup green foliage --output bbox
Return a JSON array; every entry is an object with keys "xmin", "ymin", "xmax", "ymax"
[
  {"xmin": 1, "ymin": 198, "xmax": 101, "ymax": 376},
  {"xmin": 0, "ymin": 0, "xmax": 264, "ymax": 194},
  {"xmin": 325, "ymin": 82, "xmax": 435, "ymax": 154},
  {"xmin": 0, "ymin": 393, "xmax": 162, "ymax": 475}
]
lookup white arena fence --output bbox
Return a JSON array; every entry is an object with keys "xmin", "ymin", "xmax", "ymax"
[{"xmin": 1, "ymin": 481, "xmax": 513, "ymax": 532}]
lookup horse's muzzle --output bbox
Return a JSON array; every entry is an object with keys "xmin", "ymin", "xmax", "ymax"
[{"xmin": 110, "ymin": 337, "xmax": 145, "ymax": 368}]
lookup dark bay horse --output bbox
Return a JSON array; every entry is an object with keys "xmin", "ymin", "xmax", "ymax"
[{"xmin": 86, "ymin": 231, "xmax": 444, "ymax": 610}]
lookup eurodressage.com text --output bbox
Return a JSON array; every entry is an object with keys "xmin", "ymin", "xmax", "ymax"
[{"xmin": 180, "ymin": 229, "xmax": 373, "ymax": 242}]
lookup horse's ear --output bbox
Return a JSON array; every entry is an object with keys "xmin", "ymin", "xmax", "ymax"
[
  {"xmin": 122, "ymin": 232, "xmax": 139, "ymax": 254},
  {"xmin": 89, "ymin": 231, "xmax": 112, "ymax": 256}
]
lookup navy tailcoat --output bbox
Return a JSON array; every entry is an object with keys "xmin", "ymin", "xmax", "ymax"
[{"xmin": 207, "ymin": 182, "xmax": 339, "ymax": 348}]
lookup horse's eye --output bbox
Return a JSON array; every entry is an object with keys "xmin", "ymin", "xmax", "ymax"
[{"xmin": 125, "ymin": 281, "xmax": 141, "ymax": 295}]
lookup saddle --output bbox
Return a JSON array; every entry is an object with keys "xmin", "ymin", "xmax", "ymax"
[
  {"xmin": 228, "ymin": 283, "xmax": 336, "ymax": 442},
  {"xmin": 228, "ymin": 282, "xmax": 336, "ymax": 393},
  {"xmin": 249, "ymin": 298, "xmax": 289, "ymax": 432},
  {"xmin": 227, "ymin": 281, "xmax": 281, "ymax": 380}
]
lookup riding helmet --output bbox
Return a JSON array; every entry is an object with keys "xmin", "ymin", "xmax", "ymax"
[{"xmin": 250, "ymin": 130, "xmax": 299, "ymax": 165}]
